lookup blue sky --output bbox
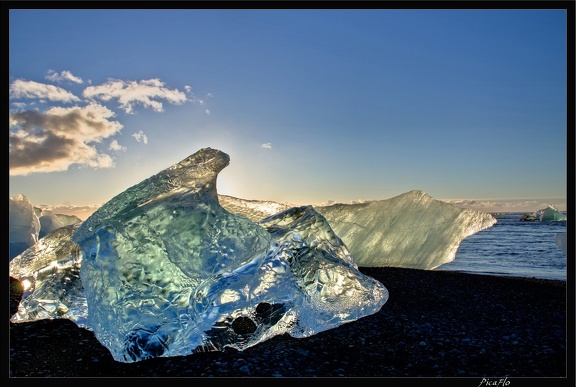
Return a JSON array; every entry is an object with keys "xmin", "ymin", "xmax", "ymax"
[{"xmin": 8, "ymin": 8, "xmax": 569, "ymax": 218}]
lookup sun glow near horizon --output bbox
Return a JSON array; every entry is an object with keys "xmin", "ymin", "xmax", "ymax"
[{"xmin": 26, "ymin": 193, "xmax": 567, "ymax": 222}]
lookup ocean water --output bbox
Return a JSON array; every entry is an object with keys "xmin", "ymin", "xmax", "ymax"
[{"xmin": 437, "ymin": 213, "xmax": 568, "ymax": 281}]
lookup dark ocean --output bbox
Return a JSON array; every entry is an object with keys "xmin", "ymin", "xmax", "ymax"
[{"xmin": 438, "ymin": 212, "xmax": 568, "ymax": 281}]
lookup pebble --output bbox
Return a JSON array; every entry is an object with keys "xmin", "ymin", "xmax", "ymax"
[{"xmin": 8, "ymin": 267, "xmax": 566, "ymax": 377}]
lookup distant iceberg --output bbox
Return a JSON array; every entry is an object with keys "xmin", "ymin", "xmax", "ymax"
[
  {"xmin": 519, "ymin": 213, "xmax": 539, "ymax": 222},
  {"xmin": 537, "ymin": 205, "xmax": 567, "ymax": 222},
  {"xmin": 520, "ymin": 205, "xmax": 566, "ymax": 222}
]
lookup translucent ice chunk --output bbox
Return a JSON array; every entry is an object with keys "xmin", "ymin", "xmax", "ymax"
[
  {"xmin": 9, "ymin": 193, "xmax": 41, "ymax": 260},
  {"xmin": 555, "ymin": 232, "xmax": 567, "ymax": 254},
  {"xmin": 219, "ymin": 192, "xmax": 497, "ymax": 271},
  {"xmin": 9, "ymin": 223, "xmax": 87, "ymax": 326},
  {"xmin": 315, "ymin": 190, "xmax": 497, "ymax": 270},
  {"xmin": 8, "ymin": 148, "xmax": 388, "ymax": 363},
  {"xmin": 537, "ymin": 205, "xmax": 567, "ymax": 222}
]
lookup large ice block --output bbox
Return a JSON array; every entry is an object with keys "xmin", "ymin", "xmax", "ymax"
[
  {"xmin": 315, "ymin": 191, "xmax": 497, "ymax": 270},
  {"xmin": 220, "ymin": 191, "xmax": 497, "ymax": 270},
  {"xmin": 11, "ymin": 148, "xmax": 388, "ymax": 363}
]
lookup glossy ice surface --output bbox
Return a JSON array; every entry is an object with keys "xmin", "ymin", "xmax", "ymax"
[
  {"xmin": 11, "ymin": 148, "xmax": 388, "ymax": 363},
  {"xmin": 316, "ymin": 191, "xmax": 497, "ymax": 270}
]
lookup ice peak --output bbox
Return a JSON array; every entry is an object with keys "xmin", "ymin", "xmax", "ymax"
[{"xmin": 74, "ymin": 147, "xmax": 230, "ymax": 241}]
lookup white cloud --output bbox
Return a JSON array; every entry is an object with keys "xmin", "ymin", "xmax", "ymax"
[
  {"xmin": 132, "ymin": 130, "xmax": 148, "ymax": 144},
  {"xmin": 318, "ymin": 200, "xmax": 336, "ymax": 206},
  {"xmin": 10, "ymin": 102, "xmax": 28, "ymax": 110},
  {"xmin": 348, "ymin": 199, "xmax": 372, "ymax": 204},
  {"xmin": 444, "ymin": 199, "xmax": 567, "ymax": 213},
  {"xmin": 9, "ymin": 73, "xmax": 202, "ymax": 176},
  {"xmin": 10, "ymin": 79, "xmax": 81, "ymax": 103},
  {"xmin": 261, "ymin": 143, "xmax": 272, "ymax": 149},
  {"xmin": 36, "ymin": 203, "xmax": 101, "ymax": 221},
  {"xmin": 46, "ymin": 70, "xmax": 84, "ymax": 84},
  {"xmin": 83, "ymin": 78, "xmax": 188, "ymax": 114},
  {"xmin": 9, "ymin": 103, "xmax": 123, "ymax": 176},
  {"xmin": 205, "ymin": 109, "xmax": 211, "ymax": 115},
  {"xmin": 315, "ymin": 199, "xmax": 373, "ymax": 206},
  {"xmin": 109, "ymin": 139, "xmax": 127, "ymax": 152}
]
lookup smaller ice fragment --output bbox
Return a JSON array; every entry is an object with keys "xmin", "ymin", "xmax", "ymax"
[
  {"xmin": 315, "ymin": 190, "xmax": 497, "ymax": 270},
  {"xmin": 9, "ymin": 223, "xmax": 87, "ymax": 326},
  {"xmin": 537, "ymin": 205, "xmax": 567, "ymax": 222},
  {"xmin": 555, "ymin": 232, "xmax": 567, "ymax": 255},
  {"xmin": 9, "ymin": 194, "xmax": 41, "ymax": 260}
]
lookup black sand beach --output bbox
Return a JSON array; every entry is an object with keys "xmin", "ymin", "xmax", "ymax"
[{"xmin": 8, "ymin": 267, "xmax": 572, "ymax": 384}]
